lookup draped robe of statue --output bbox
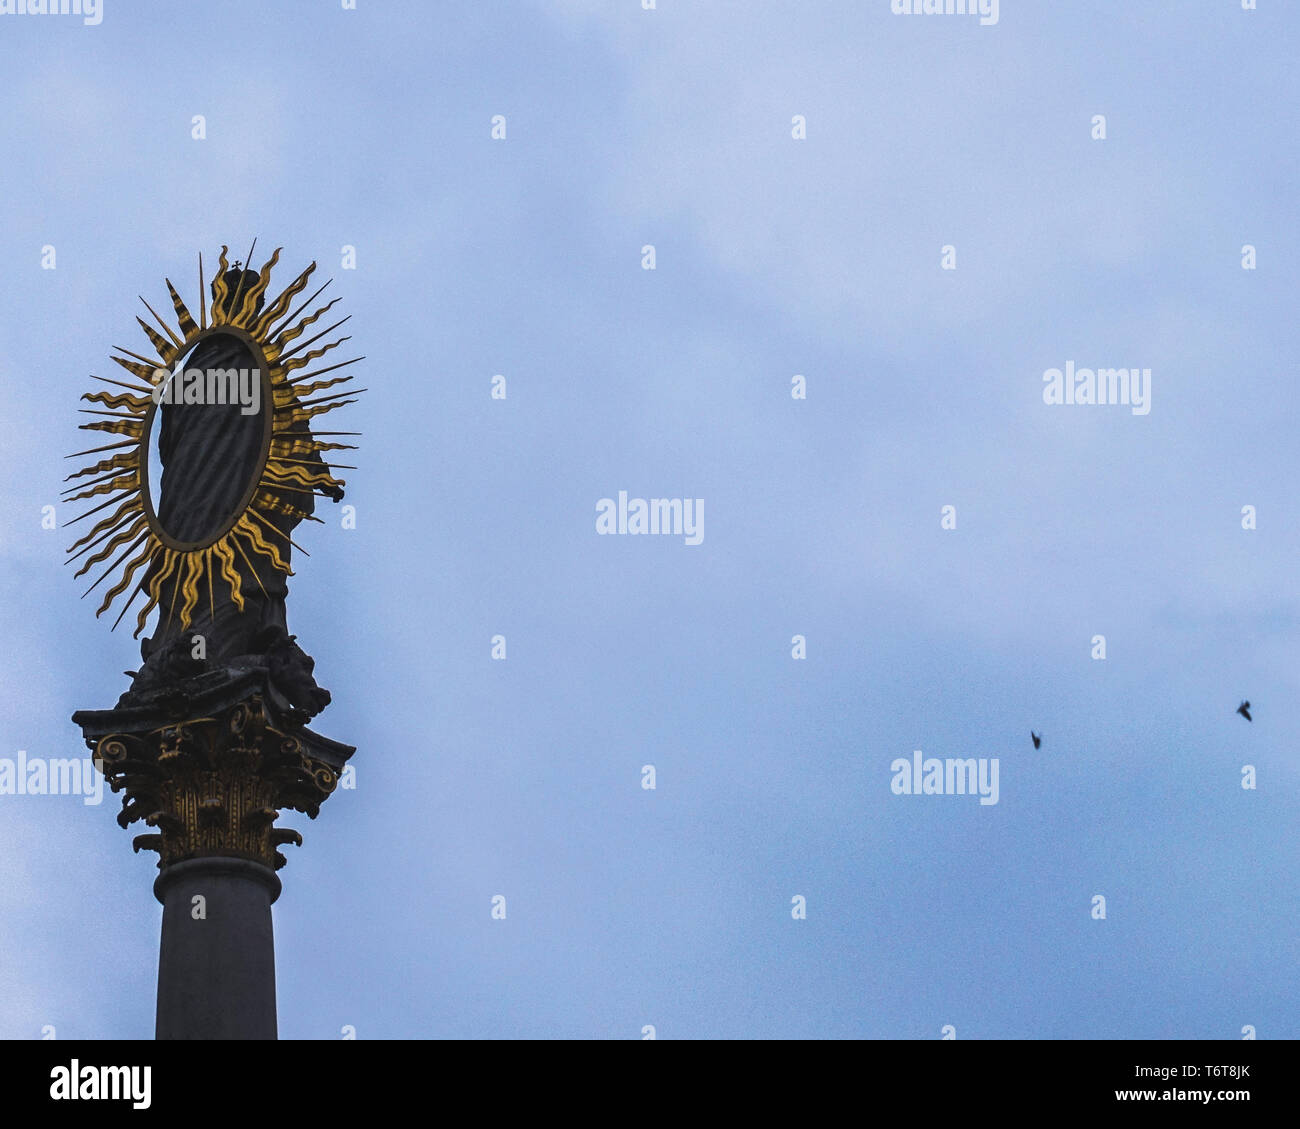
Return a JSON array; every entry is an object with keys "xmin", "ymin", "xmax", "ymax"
[{"xmin": 127, "ymin": 269, "xmax": 342, "ymax": 717}]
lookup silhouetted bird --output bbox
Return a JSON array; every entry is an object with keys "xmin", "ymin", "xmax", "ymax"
[
  {"xmin": 1030, "ymin": 731, "xmax": 1041, "ymax": 749},
  {"xmin": 1237, "ymin": 701, "xmax": 1252, "ymax": 722}
]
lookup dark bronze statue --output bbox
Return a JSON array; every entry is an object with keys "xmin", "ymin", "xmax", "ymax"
[
  {"xmin": 70, "ymin": 245, "xmax": 359, "ymax": 887},
  {"xmin": 126, "ymin": 267, "xmax": 343, "ymax": 719}
]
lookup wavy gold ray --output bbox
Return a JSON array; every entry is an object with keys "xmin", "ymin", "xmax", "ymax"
[
  {"xmin": 286, "ymin": 355, "xmax": 364, "ymax": 386},
  {"xmin": 279, "ymin": 337, "xmax": 350, "ymax": 375},
  {"xmin": 277, "ymin": 318, "xmax": 351, "ymax": 368},
  {"xmin": 274, "ymin": 374, "xmax": 353, "ymax": 404},
  {"xmin": 225, "ymin": 237, "xmax": 258, "ymax": 318},
  {"xmin": 264, "ymin": 461, "xmax": 342, "ymax": 489},
  {"xmin": 64, "ymin": 473, "xmax": 139, "ymax": 504},
  {"xmin": 292, "ymin": 387, "xmax": 367, "ymax": 411},
  {"xmin": 65, "ymin": 450, "xmax": 137, "ymax": 482},
  {"xmin": 99, "ymin": 540, "xmax": 157, "ymax": 621},
  {"xmin": 61, "ymin": 473, "xmax": 126, "ymax": 500},
  {"xmin": 66, "ymin": 515, "xmax": 135, "ymax": 567},
  {"xmin": 136, "ymin": 548, "xmax": 178, "ymax": 634},
  {"xmin": 83, "ymin": 389, "xmax": 151, "ymax": 412},
  {"xmin": 177, "ymin": 551, "xmax": 203, "ymax": 629},
  {"xmin": 273, "ymin": 439, "xmax": 358, "ymax": 456},
  {"xmin": 274, "ymin": 455, "xmax": 355, "ymax": 471},
  {"xmin": 244, "ymin": 505, "xmax": 309, "ymax": 557},
  {"xmin": 68, "ymin": 508, "xmax": 134, "ymax": 554},
  {"xmin": 67, "ymin": 494, "xmax": 142, "ymax": 538},
  {"xmin": 252, "ymin": 492, "xmax": 324, "ymax": 524},
  {"xmin": 256, "ymin": 268, "xmax": 322, "ymax": 341},
  {"xmin": 83, "ymin": 531, "xmax": 151, "ymax": 601},
  {"xmin": 79, "ymin": 418, "xmax": 145, "ymax": 437},
  {"xmin": 61, "ymin": 460, "xmax": 138, "ymax": 492},
  {"xmin": 212, "ymin": 538, "xmax": 244, "ymax": 613},
  {"xmin": 236, "ymin": 514, "xmax": 290, "ymax": 574},
  {"xmin": 283, "ymin": 399, "xmax": 357, "ymax": 424},
  {"xmin": 231, "ymin": 247, "xmax": 282, "ymax": 327},
  {"xmin": 208, "ymin": 246, "xmax": 232, "ymax": 324},
  {"xmin": 73, "ymin": 514, "xmax": 148, "ymax": 578},
  {"xmin": 270, "ymin": 297, "xmax": 341, "ymax": 356}
]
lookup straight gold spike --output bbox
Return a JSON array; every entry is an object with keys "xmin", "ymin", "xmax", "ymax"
[
  {"xmin": 245, "ymin": 506, "xmax": 310, "ymax": 557},
  {"xmin": 138, "ymin": 295, "xmax": 184, "ymax": 350},
  {"xmin": 135, "ymin": 317, "xmax": 177, "ymax": 364},
  {"xmin": 165, "ymin": 278, "xmax": 198, "ymax": 339},
  {"xmin": 93, "ymin": 372, "xmax": 153, "ymax": 394},
  {"xmin": 113, "ymin": 345, "xmax": 163, "ymax": 367},
  {"xmin": 286, "ymin": 355, "xmax": 364, "ymax": 385},
  {"xmin": 65, "ymin": 439, "xmax": 139, "ymax": 459},
  {"xmin": 198, "ymin": 252, "xmax": 207, "ymax": 331},
  {"xmin": 230, "ymin": 534, "xmax": 270, "ymax": 599}
]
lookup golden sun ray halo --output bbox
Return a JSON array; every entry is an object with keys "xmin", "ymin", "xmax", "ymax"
[{"xmin": 65, "ymin": 244, "xmax": 364, "ymax": 637}]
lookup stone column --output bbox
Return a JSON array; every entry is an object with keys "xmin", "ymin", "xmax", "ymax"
[{"xmin": 154, "ymin": 857, "xmax": 281, "ymax": 1040}]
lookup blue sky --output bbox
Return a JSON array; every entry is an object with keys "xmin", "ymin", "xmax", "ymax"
[{"xmin": 0, "ymin": 0, "xmax": 1296, "ymax": 1039}]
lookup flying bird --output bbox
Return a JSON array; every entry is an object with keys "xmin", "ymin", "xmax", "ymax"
[
  {"xmin": 1030, "ymin": 731, "xmax": 1041, "ymax": 749},
  {"xmin": 1237, "ymin": 701, "xmax": 1252, "ymax": 722}
]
